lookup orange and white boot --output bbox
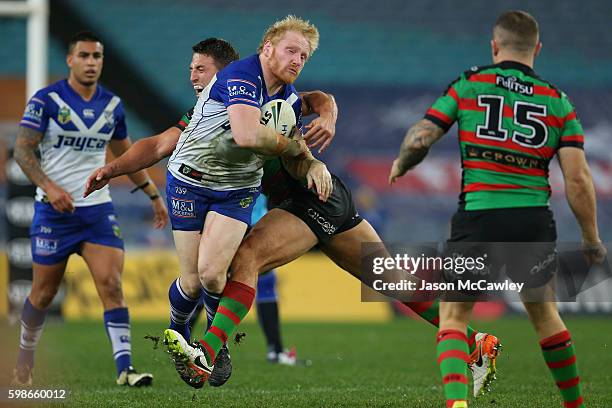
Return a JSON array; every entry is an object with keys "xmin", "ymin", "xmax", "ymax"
[{"xmin": 469, "ymin": 333, "xmax": 502, "ymax": 396}]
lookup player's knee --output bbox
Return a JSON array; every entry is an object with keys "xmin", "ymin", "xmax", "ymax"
[
  {"xmin": 97, "ymin": 274, "xmax": 124, "ymax": 304},
  {"xmin": 29, "ymin": 287, "xmax": 58, "ymax": 309},
  {"xmin": 179, "ymin": 274, "xmax": 202, "ymax": 299},
  {"xmin": 198, "ymin": 266, "xmax": 226, "ymax": 293}
]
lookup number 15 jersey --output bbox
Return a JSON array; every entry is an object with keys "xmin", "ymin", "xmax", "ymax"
[{"xmin": 425, "ymin": 61, "xmax": 584, "ymax": 211}]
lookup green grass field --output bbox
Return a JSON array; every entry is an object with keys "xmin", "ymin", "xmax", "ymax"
[{"xmin": 2, "ymin": 317, "xmax": 611, "ymax": 407}]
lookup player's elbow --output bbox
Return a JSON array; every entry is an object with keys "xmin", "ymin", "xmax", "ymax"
[
  {"xmin": 563, "ymin": 165, "xmax": 592, "ymax": 187},
  {"xmin": 405, "ymin": 135, "xmax": 430, "ymax": 152},
  {"xmin": 13, "ymin": 144, "xmax": 30, "ymax": 167},
  {"xmin": 157, "ymin": 139, "xmax": 178, "ymax": 159}
]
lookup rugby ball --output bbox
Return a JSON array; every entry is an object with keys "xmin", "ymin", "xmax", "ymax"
[{"xmin": 260, "ymin": 99, "xmax": 296, "ymax": 137}]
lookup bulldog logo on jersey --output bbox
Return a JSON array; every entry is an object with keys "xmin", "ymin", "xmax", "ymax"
[
  {"xmin": 58, "ymin": 106, "xmax": 71, "ymax": 125},
  {"xmin": 104, "ymin": 110, "xmax": 115, "ymax": 127}
]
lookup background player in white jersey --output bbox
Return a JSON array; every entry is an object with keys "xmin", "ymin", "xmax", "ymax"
[
  {"xmin": 86, "ymin": 32, "xmax": 336, "ymax": 386},
  {"xmin": 12, "ymin": 31, "xmax": 168, "ymax": 387}
]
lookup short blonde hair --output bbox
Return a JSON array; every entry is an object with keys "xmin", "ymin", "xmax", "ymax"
[{"xmin": 257, "ymin": 15, "xmax": 319, "ymax": 57}]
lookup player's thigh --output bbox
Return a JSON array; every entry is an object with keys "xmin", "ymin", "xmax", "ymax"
[
  {"xmin": 235, "ymin": 208, "xmax": 318, "ymax": 274},
  {"xmin": 172, "ymin": 230, "xmax": 202, "ymax": 291},
  {"xmin": 320, "ymin": 219, "xmax": 384, "ymax": 278},
  {"xmin": 81, "ymin": 242, "xmax": 125, "ymax": 305},
  {"xmin": 198, "ymin": 211, "xmax": 248, "ymax": 278}
]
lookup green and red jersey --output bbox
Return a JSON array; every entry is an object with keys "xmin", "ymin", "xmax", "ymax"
[
  {"xmin": 174, "ymin": 107, "xmax": 194, "ymax": 132},
  {"xmin": 425, "ymin": 61, "xmax": 584, "ymax": 211}
]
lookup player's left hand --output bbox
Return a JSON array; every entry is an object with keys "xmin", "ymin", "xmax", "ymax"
[
  {"xmin": 388, "ymin": 158, "xmax": 409, "ymax": 185},
  {"xmin": 151, "ymin": 196, "xmax": 169, "ymax": 229},
  {"xmin": 307, "ymin": 161, "xmax": 333, "ymax": 202},
  {"xmin": 303, "ymin": 114, "xmax": 336, "ymax": 154}
]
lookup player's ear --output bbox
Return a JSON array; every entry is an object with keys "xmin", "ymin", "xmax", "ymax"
[
  {"xmin": 66, "ymin": 53, "xmax": 73, "ymax": 68},
  {"xmin": 490, "ymin": 39, "xmax": 499, "ymax": 57},
  {"xmin": 263, "ymin": 40, "xmax": 273, "ymax": 57},
  {"xmin": 534, "ymin": 41, "xmax": 542, "ymax": 58}
]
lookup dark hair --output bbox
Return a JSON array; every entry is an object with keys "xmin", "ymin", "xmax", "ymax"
[
  {"xmin": 192, "ymin": 38, "xmax": 239, "ymax": 70},
  {"xmin": 68, "ymin": 31, "xmax": 103, "ymax": 54},
  {"xmin": 494, "ymin": 11, "xmax": 539, "ymax": 53}
]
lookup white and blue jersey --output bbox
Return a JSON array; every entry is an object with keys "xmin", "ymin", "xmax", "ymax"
[
  {"xmin": 165, "ymin": 54, "xmax": 301, "ymax": 229},
  {"xmin": 19, "ymin": 79, "xmax": 126, "ymax": 264},
  {"xmin": 168, "ymin": 54, "xmax": 302, "ymax": 191},
  {"xmin": 20, "ymin": 79, "xmax": 128, "ymax": 206}
]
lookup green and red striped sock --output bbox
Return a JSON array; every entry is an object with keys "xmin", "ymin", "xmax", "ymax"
[
  {"xmin": 540, "ymin": 330, "xmax": 583, "ymax": 408},
  {"xmin": 405, "ymin": 300, "xmax": 478, "ymax": 353},
  {"xmin": 437, "ymin": 329, "xmax": 469, "ymax": 408},
  {"xmin": 198, "ymin": 280, "xmax": 255, "ymax": 364}
]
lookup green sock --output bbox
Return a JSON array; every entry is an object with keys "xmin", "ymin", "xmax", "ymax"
[
  {"xmin": 437, "ymin": 329, "xmax": 469, "ymax": 408},
  {"xmin": 198, "ymin": 281, "xmax": 255, "ymax": 363},
  {"xmin": 540, "ymin": 330, "xmax": 583, "ymax": 408}
]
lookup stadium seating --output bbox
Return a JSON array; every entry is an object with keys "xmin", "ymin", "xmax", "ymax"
[{"xmin": 1, "ymin": 0, "xmax": 611, "ymax": 244}]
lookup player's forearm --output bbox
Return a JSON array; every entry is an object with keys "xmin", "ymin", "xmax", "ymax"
[
  {"xmin": 108, "ymin": 137, "xmax": 162, "ymax": 199},
  {"xmin": 301, "ymin": 91, "xmax": 337, "ymax": 119},
  {"xmin": 282, "ymin": 140, "xmax": 317, "ymax": 179},
  {"xmin": 106, "ymin": 134, "xmax": 174, "ymax": 178},
  {"xmin": 126, "ymin": 169, "xmax": 161, "ymax": 199},
  {"xmin": 565, "ymin": 169, "xmax": 599, "ymax": 242},
  {"xmin": 14, "ymin": 127, "xmax": 53, "ymax": 190},
  {"xmin": 251, "ymin": 125, "xmax": 301, "ymax": 156},
  {"xmin": 396, "ymin": 119, "xmax": 444, "ymax": 172}
]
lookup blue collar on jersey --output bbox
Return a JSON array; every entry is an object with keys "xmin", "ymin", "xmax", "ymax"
[
  {"xmin": 60, "ymin": 79, "xmax": 101, "ymax": 103},
  {"xmin": 250, "ymin": 53, "xmax": 290, "ymax": 101}
]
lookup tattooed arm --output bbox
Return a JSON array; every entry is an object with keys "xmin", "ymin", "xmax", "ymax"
[
  {"xmin": 14, "ymin": 126, "xmax": 75, "ymax": 212},
  {"xmin": 388, "ymin": 119, "xmax": 446, "ymax": 184}
]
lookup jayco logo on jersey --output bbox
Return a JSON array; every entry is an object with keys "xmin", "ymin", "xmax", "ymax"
[
  {"xmin": 52, "ymin": 135, "xmax": 108, "ymax": 151},
  {"xmin": 495, "ymin": 75, "xmax": 534, "ymax": 96},
  {"xmin": 227, "ymin": 79, "xmax": 257, "ymax": 100},
  {"xmin": 35, "ymin": 237, "xmax": 59, "ymax": 256},
  {"xmin": 171, "ymin": 197, "xmax": 196, "ymax": 218}
]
